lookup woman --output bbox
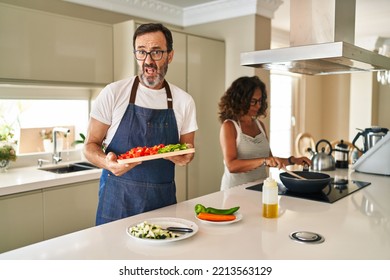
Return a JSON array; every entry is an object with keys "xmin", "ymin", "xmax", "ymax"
[{"xmin": 218, "ymin": 76, "xmax": 311, "ymax": 190}]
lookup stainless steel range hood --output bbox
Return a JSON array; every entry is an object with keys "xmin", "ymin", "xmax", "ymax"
[{"xmin": 241, "ymin": 0, "xmax": 390, "ymax": 75}]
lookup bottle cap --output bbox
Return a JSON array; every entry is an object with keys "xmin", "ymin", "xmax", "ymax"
[{"xmin": 264, "ymin": 176, "xmax": 277, "ymax": 187}]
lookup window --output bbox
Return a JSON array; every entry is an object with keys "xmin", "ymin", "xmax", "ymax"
[
  {"xmin": 1, "ymin": 99, "xmax": 89, "ymax": 154},
  {"xmin": 0, "ymin": 84, "xmax": 99, "ymax": 155},
  {"xmin": 269, "ymin": 74, "xmax": 294, "ymax": 157}
]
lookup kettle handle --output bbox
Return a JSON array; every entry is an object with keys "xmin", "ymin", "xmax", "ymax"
[
  {"xmin": 316, "ymin": 139, "xmax": 333, "ymax": 155},
  {"xmin": 352, "ymin": 131, "xmax": 364, "ymax": 153}
]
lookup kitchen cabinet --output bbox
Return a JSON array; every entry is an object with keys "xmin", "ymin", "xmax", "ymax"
[
  {"xmin": 167, "ymin": 32, "xmax": 225, "ymax": 199},
  {"xmin": 186, "ymin": 35, "xmax": 225, "ymax": 199},
  {"xmin": 0, "ymin": 3, "xmax": 113, "ymax": 84},
  {"xmin": 0, "ymin": 190, "xmax": 43, "ymax": 253},
  {"xmin": 113, "ymin": 20, "xmax": 136, "ymax": 81},
  {"xmin": 165, "ymin": 31, "xmax": 189, "ymax": 202},
  {"xmin": 43, "ymin": 180, "xmax": 99, "ymax": 240},
  {"xmin": 0, "ymin": 178, "xmax": 99, "ymax": 253}
]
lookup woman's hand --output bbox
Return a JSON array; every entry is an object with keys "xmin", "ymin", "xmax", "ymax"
[
  {"xmin": 264, "ymin": 156, "xmax": 312, "ymax": 169},
  {"xmin": 290, "ymin": 156, "xmax": 312, "ymax": 167},
  {"xmin": 264, "ymin": 156, "xmax": 285, "ymax": 168}
]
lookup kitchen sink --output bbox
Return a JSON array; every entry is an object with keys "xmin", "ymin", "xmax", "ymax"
[{"xmin": 39, "ymin": 161, "xmax": 99, "ymax": 174}]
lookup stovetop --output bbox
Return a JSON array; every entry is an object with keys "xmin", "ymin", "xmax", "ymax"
[{"xmin": 246, "ymin": 178, "xmax": 371, "ymax": 203}]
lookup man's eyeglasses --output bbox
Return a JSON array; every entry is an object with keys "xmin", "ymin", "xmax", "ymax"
[
  {"xmin": 133, "ymin": 50, "xmax": 168, "ymax": 61},
  {"xmin": 250, "ymin": 98, "xmax": 262, "ymax": 106}
]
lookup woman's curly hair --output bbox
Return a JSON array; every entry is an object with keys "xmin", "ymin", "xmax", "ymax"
[{"xmin": 218, "ymin": 76, "xmax": 268, "ymax": 123}]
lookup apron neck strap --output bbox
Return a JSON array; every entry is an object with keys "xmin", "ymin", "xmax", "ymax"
[
  {"xmin": 163, "ymin": 80, "xmax": 173, "ymax": 109},
  {"xmin": 130, "ymin": 76, "xmax": 173, "ymax": 109},
  {"xmin": 129, "ymin": 76, "xmax": 140, "ymax": 104}
]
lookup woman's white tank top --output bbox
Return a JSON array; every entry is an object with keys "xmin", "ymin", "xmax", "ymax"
[{"xmin": 221, "ymin": 119, "xmax": 270, "ymax": 190}]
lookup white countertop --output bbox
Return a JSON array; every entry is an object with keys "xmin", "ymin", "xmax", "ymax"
[
  {"xmin": 0, "ymin": 162, "xmax": 102, "ymax": 196},
  {"xmin": 1, "ymin": 168, "xmax": 389, "ymax": 260}
]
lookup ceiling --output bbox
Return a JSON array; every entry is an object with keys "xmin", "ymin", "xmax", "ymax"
[
  {"xmin": 63, "ymin": 0, "xmax": 390, "ymax": 50},
  {"xmin": 157, "ymin": 0, "xmax": 219, "ymax": 7},
  {"xmin": 158, "ymin": 0, "xmax": 390, "ymax": 36}
]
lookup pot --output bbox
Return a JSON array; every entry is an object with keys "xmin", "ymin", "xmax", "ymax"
[
  {"xmin": 279, "ymin": 171, "xmax": 331, "ymax": 194},
  {"xmin": 352, "ymin": 127, "xmax": 389, "ymax": 153},
  {"xmin": 308, "ymin": 139, "xmax": 335, "ymax": 171}
]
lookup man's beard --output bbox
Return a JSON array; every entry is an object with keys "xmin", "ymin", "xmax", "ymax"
[{"xmin": 139, "ymin": 62, "xmax": 169, "ymax": 88}]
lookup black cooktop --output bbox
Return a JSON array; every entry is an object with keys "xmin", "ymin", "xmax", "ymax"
[{"xmin": 246, "ymin": 178, "xmax": 371, "ymax": 203}]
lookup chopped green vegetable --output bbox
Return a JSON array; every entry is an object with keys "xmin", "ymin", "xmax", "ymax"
[
  {"xmin": 158, "ymin": 143, "xmax": 188, "ymax": 154},
  {"xmin": 195, "ymin": 204, "xmax": 207, "ymax": 215},
  {"xmin": 128, "ymin": 221, "xmax": 180, "ymax": 239},
  {"xmin": 194, "ymin": 204, "xmax": 240, "ymax": 215}
]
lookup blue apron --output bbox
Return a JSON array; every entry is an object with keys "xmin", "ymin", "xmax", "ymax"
[{"xmin": 96, "ymin": 76, "xmax": 179, "ymax": 225}]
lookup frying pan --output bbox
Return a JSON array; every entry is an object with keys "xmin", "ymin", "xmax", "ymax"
[{"xmin": 279, "ymin": 171, "xmax": 331, "ymax": 194}]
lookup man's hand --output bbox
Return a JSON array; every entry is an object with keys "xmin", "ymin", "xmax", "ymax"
[
  {"xmin": 165, "ymin": 143, "xmax": 194, "ymax": 166},
  {"xmin": 105, "ymin": 152, "xmax": 141, "ymax": 176}
]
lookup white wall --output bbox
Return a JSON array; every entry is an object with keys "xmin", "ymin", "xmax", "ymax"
[
  {"xmin": 349, "ymin": 73, "xmax": 376, "ymax": 139},
  {"xmin": 378, "ymin": 84, "xmax": 390, "ymax": 129}
]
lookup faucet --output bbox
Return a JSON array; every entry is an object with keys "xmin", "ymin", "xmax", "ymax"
[
  {"xmin": 52, "ymin": 127, "xmax": 70, "ymax": 164},
  {"xmin": 37, "ymin": 158, "xmax": 50, "ymax": 167}
]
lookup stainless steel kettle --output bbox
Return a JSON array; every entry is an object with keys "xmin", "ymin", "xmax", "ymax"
[
  {"xmin": 307, "ymin": 139, "xmax": 336, "ymax": 171},
  {"xmin": 352, "ymin": 127, "xmax": 389, "ymax": 153}
]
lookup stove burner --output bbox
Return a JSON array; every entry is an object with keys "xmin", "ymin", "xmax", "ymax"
[
  {"xmin": 333, "ymin": 178, "xmax": 349, "ymax": 185},
  {"xmin": 246, "ymin": 179, "xmax": 371, "ymax": 203},
  {"xmin": 333, "ymin": 182, "xmax": 348, "ymax": 190}
]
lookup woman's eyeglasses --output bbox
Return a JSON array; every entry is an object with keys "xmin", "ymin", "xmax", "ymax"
[{"xmin": 250, "ymin": 98, "xmax": 262, "ymax": 106}]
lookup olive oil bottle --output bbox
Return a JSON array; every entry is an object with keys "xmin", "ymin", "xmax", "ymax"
[{"xmin": 262, "ymin": 176, "xmax": 279, "ymax": 218}]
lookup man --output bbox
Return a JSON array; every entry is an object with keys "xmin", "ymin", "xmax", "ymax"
[{"xmin": 84, "ymin": 23, "xmax": 197, "ymax": 225}]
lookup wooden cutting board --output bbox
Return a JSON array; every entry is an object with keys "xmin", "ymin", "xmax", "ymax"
[{"xmin": 117, "ymin": 148, "xmax": 195, "ymax": 164}]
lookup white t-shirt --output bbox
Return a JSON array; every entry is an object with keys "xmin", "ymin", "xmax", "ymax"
[{"xmin": 90, "ymin": 76, "xmax": 198, "ymax": 147}]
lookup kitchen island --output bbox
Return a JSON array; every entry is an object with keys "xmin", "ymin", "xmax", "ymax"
[{"xmin": 0, "ymin": 168, "xmax": 389, "ymax": 260}]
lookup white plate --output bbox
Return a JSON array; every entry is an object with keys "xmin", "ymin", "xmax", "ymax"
[
  {"xmin": 195, "ymin": 212, "xmax": 243, "ymax": 225},
  {"xmin": 126, "ymin": 217, "xmax": 198, "ymax": 243},
  {"xmin": 118, "ymin": 148, "xmax": 195, "ymax": 164}
]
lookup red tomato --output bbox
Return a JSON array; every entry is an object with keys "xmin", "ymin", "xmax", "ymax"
[{"xmin": 118, "ymin": 143, "xmax": 166, "ymax": 159}]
